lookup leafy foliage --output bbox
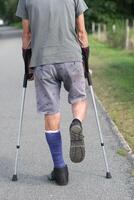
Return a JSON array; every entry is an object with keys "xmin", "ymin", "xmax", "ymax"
[
  {"xmin": 85, "ymin": 0, "xmax": 134, "ymax": 23},
  {"xmin": 0, "ymin": 0, "xmax": 18, "ymax": 24},
  {"xmin": 0, "ymin": 0, "xmax": 6, "ymax": 18},
  {"xmin": 0, "ymin": 0, "xmax": 134, "ymax": 24}
]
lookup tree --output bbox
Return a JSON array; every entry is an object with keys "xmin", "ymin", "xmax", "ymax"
[
  {"xmin": 5, "ymin": 0, "xmax": 18, "ymax": 23},
  {"xmin": 85, "ymin": 0, "xmax": 117, "ymax": 22},
  {"xmin": 85, "ymin": 0, "xmax": 134, "ymax": 23},
  {"xmin": 0, "ymin": 0, "xmax": 134, "ymax": 25},
  {"xmin": 116, "ymin": 0, "xmax": 134, "ymax": 18},
  {"xmin": 0, "ymin": 0, "xmax": 6, "ymax": 19},
  {"xmin": 0, "ymin": 0, "xmax": 18, "ymax": 23}
]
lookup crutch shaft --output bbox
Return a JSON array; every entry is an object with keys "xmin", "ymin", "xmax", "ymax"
[
  {"xmin": 90, "ymin": 86, "xmax": 104, "ymax": 144},
  {"xmin": 90, "ymin": 86, "xmax": 110, "ymax": 172},
  {"xmin": 12, "ymin": 75, "xmax": 27, "ymax": 181},
  {"xmin": 87, "ymin": 71, "xmax": 112, "ymax": 178},
  {"xmin": 14, "ymin": 88, "xmax": 26, "ymax": 174}
]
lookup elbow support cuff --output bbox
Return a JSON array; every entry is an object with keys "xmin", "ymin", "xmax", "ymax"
[{"xmin": 81, "ymin": 47, "xmax": 90, "ymax": 63}]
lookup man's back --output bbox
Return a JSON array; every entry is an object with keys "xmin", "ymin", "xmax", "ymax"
[
  {"xmin": 16, "ymin": 0, "xmax": 88, "ymax": 67},
  {"xmin": 15, "ymin": 0, "xmax": 89, "ymax": 186}
]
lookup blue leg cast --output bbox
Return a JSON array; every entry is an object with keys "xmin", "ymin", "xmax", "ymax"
[{"xmin": 45, "ymin": 131, "xmax": 65, "ymax": 168}]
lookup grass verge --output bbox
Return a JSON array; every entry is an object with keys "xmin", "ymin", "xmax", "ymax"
[
  {"xmin": 10, "ymin": 22, "xmax": 22, "ymax": 29},
  {"xmin": 131, "ymin": 170, "xmax": 134, "ymax": 177},
  {"xmin": 90, "ymin": 36, "xmax": 134, "ymax": 151},
  {"xmin": 116, "ymin": 148, "xmax": 128, "ymax": 157}
]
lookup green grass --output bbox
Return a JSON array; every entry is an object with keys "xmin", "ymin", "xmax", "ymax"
[
  {"xmin": 90, "ymin": 36, "xmax": 134, "ymax": 151},
  {"xmin": 10, "ymin": 22, "xmax": 22, "ymax": 29},
  {"xmin": 131, "ymin": 170, "xmax": 134, "ymax": 177},
  {"xmin": 116, "ymin": 148, "xmax": 128, "ymax": 157}
]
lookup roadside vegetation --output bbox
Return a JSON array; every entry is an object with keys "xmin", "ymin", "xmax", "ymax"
[{"xmin": 90, "ymin": 36, "xmax": 134, "ymax": 151}]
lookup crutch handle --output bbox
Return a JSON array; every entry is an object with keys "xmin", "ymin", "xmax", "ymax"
[
  {"xmin": 23, "ymin": 74, "xmax": 28, "ymax": 88},
  {"xmin": 22, "ymin": 48, "xmax": 34, "ymax": 81},
  {"xmin": 81, "ymin": 47, "xmax": 92, "ymax": 86},
  {"xmin": 86, "ymin": 69, "xmax": 92, "ymax": 86}
]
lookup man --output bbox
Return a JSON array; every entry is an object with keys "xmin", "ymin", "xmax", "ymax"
[{"xmin": 16, "ymin": 0, "xmax": 89, "ymax": 186}]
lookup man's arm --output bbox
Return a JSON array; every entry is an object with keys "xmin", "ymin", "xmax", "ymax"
[
  {"xmin": 22, "ymin": 20, "xmax": 33, "ymax": 80},
  {"xmin": 22, "ymin": 19, "xmax": 31, "ymax": 49},
  {"xmin": 76, "ymin": 13, "xmax": 90, "ymax": 79},
  {"xmin": 76, "ymin": 14, "xmax": 89, "ymax": 48}
]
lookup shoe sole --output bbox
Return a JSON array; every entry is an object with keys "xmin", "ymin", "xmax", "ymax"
[{"xmin": 70, "ymin": 124, "xmax": 85, "ymax": 163}]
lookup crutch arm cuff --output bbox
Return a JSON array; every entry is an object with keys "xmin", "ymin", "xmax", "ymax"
[
  {"xmin": 22, "ymin": 48, "xmax": 33, "ymax": 81},
  {"xmin": 81, "ymin": 47, "xmax": 90, "ymax": 78}
]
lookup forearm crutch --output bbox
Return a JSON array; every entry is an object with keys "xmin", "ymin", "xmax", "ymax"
[
  {"xmin": 83, "ymin": 47, "xmax": 112, "ymax": 179},
  {"xmin": 12, "ymin": 75, "xmax": 28, "ymax": 181},
  {"xmin": 12, "ymin": 48, "xmax": 32, "ymax": 181}
]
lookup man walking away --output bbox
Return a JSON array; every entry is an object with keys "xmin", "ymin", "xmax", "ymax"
[{"xmin": 16, "ymin": 0, "xmax": 89, "ymax": 186}]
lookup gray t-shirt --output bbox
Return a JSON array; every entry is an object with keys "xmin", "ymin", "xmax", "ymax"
[{"xmin": 16, "ymin": 0, "xmax": 88, "ymax": 67}]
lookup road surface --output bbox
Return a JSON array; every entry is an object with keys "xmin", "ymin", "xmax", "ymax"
[{"xmin": 0, "ymin": 37, "xmax": 134, "ymax": 200}]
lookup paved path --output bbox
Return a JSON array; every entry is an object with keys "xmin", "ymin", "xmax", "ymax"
[
  {"xmin": 0, "ymin": 26, "xmax": 22, "ymax": 39},
  {"xmin": 0, "ymin": 37, "xmax": 134, "ymax": 200}
]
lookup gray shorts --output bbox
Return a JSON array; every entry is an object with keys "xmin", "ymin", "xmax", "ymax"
[{"xmin": 34, "ymin": 62, "xmax": 87, "ymax": 114}]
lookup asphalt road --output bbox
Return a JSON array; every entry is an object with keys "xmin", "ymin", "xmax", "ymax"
[
  {"xmin": 0, "ymin": 37, "xmax": 134, "ymax": 200},
  {"xmin": 0, "ymin": 26, "xmax": 22, "ymax": 38}
]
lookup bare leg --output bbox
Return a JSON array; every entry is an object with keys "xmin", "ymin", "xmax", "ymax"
[
  {"xmin": 70, "ymin": 99, "xmax": 87, "ymax": 163},
  {"xmin": 45, "ymin": 112, "xmax": 61, "ymax": 131},
  {"xmin": 44, "ymin": 99, "xmax": 87, "ymax": 129},
  {"xmin": 71, "ymin": 99, "xmax": 88, "ymax": 122}
]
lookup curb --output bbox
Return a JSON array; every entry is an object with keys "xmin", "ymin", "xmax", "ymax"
[{"xmin": 95, "ymin": 95, "xmax": 134, "ymax": 166}]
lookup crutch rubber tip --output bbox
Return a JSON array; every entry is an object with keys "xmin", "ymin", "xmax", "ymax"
[
  {"xmin": 12, "ymin": 174, "xmax": 18, "ymax": 181},
  {"xmin": 106, "ymin": 172, "xmax": 112, "ymax": 179}
]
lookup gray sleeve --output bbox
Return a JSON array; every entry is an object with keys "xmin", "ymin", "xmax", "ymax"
[
  {"xmin": 75, "ymin": 0, "xmax": 88, "ymax": 17},
  {"xmin": 16, "ymin": 0, "xmax": 28, "ymax": 19}
]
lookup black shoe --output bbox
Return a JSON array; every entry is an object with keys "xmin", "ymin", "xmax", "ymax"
[
  {"xmin": 69, "ymin": 119, "xmax": 85, "ymax": 163},
  {"xmin": 47, "ymin": 165, "xmax": 69, "ymax": 186}
]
